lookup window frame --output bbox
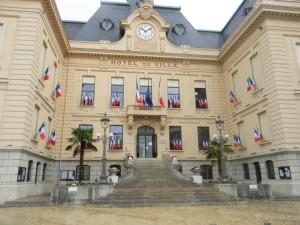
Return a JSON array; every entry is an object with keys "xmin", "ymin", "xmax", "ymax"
[
  {"xmin": 17, "ymin": 167, "xmax": 27, "ymax": 182},
  {"xmin": 231, "ymin": 71, "xmax": 240, "ymax": 100},
  {"xmin": 60, "ymin": 170, "xmax": 75, "ymax": 181},
  {"xmin": 197, "ymin": 127, "xmax": 210, "ymax": 150},
  {"xmin": 139, "ymin": 78, "xmax": 152, "ymax": 103},
  {"xmin": 258, "ymin": 111, "xmax": 271, "ymax": 142},
  {"xmin": 26, "ymin": 160, "xmax": 33, "ymax": 182},
  {"xmin": 265, "ymin": 160, "xmax": 275, "ymax": 180},
  {"xmin": 250, "ymin": 52, "xmax": 263, "ymax": 89},
  {"xmin": 109, "ymin": 125, "xmax": 123, "ymax": 150},
  {"xmin": 243, "ymin": 163, "xmax": 250, "ymax": 180},
  {"xmin": 81, "ymin": 76, "xmax": 95, "ymax": 106},
  {"xmin": 167, "ymin": 80, "xmax": 181, "ymax": 109},
  {"xmin": 237, "ymin": 121, "xmax": 245, "ymax": 147},
  {"xmin": 194, "ymin": 81, "xmax": 208, "ymax": 109},
  {"xmin": 42, "ymin": 163, "xmax": 47, "ymax": 181},
  {"xmin": 111, "ymin": 77, "xmax": 124, "ymax": 107},
  {"xmin": 75, "ymin": 165, "xmax": 91, "ymax": 181},
  {"xmin": 32, "ymin": 105, "xmax": 40, "ymax": 139},
  {"xmin": 169, "ymin": 126, "xmax": 183, "ymax": 150}
]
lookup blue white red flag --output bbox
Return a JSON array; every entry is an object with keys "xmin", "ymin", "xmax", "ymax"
[
  {"xmin": 43, "ymin": 67, "xmax": 49, "ymax": 81},
  {"xmin": 38, "ymin": 122, "xmax": 46, "ymax": 140},
  {"xmin": 229, "ymin": 91, "xmax": 237, "ymax": 104},
  {"xmin": 233, "ymin": 135, "xmax": 241, "ymax": 148},
  {"xmin": 49, "ymin": 131, "xmax": 56, "ymax": 146},
  {"xmin": 55, "ymin": 84, "xmax": 62, "ymax": 98},
  {"xmin": 136, "ymin": 81, "xmax": 143, "ymax": 104},
  {"xmin": 254, "ymin": 129, "xmax": 264, "ymax": 143}
]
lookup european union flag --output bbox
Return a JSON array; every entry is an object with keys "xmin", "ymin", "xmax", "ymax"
[{"xmin": 145, "ymin": 87, "xmax": 153, "ymax": 107}]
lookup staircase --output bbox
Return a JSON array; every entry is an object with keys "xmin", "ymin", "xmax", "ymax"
[{"xmin": 93, "ymin": 159, "xmax": 237, "ymax": 207}]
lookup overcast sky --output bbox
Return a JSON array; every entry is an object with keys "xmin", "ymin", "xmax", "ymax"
[{"xmin": 55, "ymin": 0, "xmax": 244, "ymax": 31}]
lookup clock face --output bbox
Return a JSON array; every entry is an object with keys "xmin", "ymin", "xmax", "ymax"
[{"xmin": 136, "ymin": 23, "xmax": 155, "ymax": 40}]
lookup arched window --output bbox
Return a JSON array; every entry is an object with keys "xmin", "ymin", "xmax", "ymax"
[
  {"xmin": 42, "ymin": 163, "xmax": 47, "ymax": 181},
  {"xmin": 26, "ymin": 160, "xmax": 33, "ymax": 182},
  {"xmin": 265, "ymin": 160, "xmax": 275, "ymax": 179},
  {"xmin": 35, "ymin": 162, "xmax": 41, "ymax": 184},
  {"xmin": 243, "ymin": 163, "xmax": 250, "ymax": 180}
]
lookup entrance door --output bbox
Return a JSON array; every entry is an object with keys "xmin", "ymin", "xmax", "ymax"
[
  {"xmin": 137, "ymin": 126, "xmax": 157, "ymax": 158},
  {"xmin": 254, "ymin": 162, "xmax": 262, "ymax": 184}
]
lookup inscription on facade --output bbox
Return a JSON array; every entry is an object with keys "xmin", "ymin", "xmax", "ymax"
[{"xmin": 111, "ymin": 60, "xmax": 177, "ymax": 68}]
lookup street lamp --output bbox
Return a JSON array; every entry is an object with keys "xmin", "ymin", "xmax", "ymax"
[
  {"xmin": 100, "ymin": 112, "xmax": 110, "ymax": 184},
  {"xmin": 215, "ymin": 115, "xmax": 229, "ymax": 182}
]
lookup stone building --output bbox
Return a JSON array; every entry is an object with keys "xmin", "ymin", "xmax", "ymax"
[{"xmin": 0, "ymin": 0, "xmax": 300, "ymax": 202}]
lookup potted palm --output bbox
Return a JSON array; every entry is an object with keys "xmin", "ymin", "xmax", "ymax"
[
  {"xmin": 204, "ymin": 139, "xmax": 234, "ymax": 177},
  {"xmin": 66, "ymin": 128, "xmax": 97, "ymax": 184}
]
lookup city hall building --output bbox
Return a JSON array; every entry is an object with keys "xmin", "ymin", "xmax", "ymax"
[{"xmin": 0, "ymin": 0, "xmax": 300, "ymax": 202}]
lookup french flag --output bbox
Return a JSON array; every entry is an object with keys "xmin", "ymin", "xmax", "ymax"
[
  {"xmin": 43, "ymin": 67, "xmax": 49, "ymax": 81},
  {"xmin": 49, "ymin": 131, "xmax": 56, "ymax": 146},
  {"xmin": 136, "ymin": 81, "xmax": 143, "ymax": 104},
  {"xmin": 233, "ymin": 135, "xmax": 241, "ymax": 148},
  {"xmin": 229, "ymin": 91, "xmax": 237, "ymax": 104},
  {"xmin": 174, "ymin": 97, "xmax": 181, "ymax": 108},
  {"xmin": 203, "ymin": 98, "xmax": 208, "ymax": 108},
  {"xmin": 158, "ymin": 78, "xmax": 165, "ymax": 106},
  {"xmin": 203, "ymin": 140, "xmax": 209, "ymax": 150},
  {"xmin": 247, "ymin": 77, "xmax": 256, "ymax": 92},
  {"xmin": 55, "ymin": 84, "xmax": 62, "ymax": 98},
  {"xmin": 115, "ymin": 94, "xmax": 120, "ymax": 106},
  {"xmin": 111, "ymin": 95, "xmax": 116, "ymax": 106},
  {"xmin": 117, "ymin": 138, "xmax": 121, "ymax": 149},
  {"xmin": 254, "ymin": 129, "xmax": 264, "ymax": 143},
  {"xmin": 38, "ymin": 122, "xmax": 46, "ymax": 140},
  {"xmin": 198, "ymin": 99, "xmax": 204, "ymax": 108}
]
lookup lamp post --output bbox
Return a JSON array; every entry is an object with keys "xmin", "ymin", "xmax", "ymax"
[
  {"xmin": 99, "ymin": 112, "xmax": 110, "ymax": 184},
  {"xmin": 215, "ymin": 115, "xmax": 228, "ymax": 182}
]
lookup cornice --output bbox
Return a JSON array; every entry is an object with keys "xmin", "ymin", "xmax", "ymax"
[
  {"xmin": 219, "ymin": 2, "xmax": 300, "ymax": 61},
  {"xmin": 42, "ymin": 0, "xmax": 70, "ymax": 55}
]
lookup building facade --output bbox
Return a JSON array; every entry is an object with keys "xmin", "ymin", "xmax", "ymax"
[{"xmin": 0, "ymin": 0, "xmax": 300, "ymax": 202}]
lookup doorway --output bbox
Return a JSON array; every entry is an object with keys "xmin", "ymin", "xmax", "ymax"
[
  {"xmin": 254, "ymin": 162, "xmax": 262, "ymax": 184},
  {"xmin": 137, "ymin": 126, "xmax": 157, "ymax": 158}
]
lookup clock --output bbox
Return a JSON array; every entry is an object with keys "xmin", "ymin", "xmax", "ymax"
[{"xmin": 136, "ymin": 23, "xmax": 155, "ymax": 40}]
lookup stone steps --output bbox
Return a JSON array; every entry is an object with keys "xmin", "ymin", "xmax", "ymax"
[{"xmin": 91, "ymin": 159, "xmax": 237, "ymax": 206}]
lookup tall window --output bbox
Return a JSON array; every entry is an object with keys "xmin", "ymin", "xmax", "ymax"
[
  {"xmin": 17, "ymin": 167, "xmax": 26, "ymax": 182},
  {"xmin": 47, "ymin": 117, "xmax": 52, "ymax": 142},
  {"xmin": 109, "ymin": 125, "xmax": 123, "ymax": 150},
  {"xmin": 52, "ymin": 63, "xmax": 58, "ymax": 92},
  {"xmin": 76, "ymin": 165, "xmax": 90, "ymax": 181},
  {"xmin": 243, "ymin": 163, "xmax": 250, "ymax": 179},
  {"xmin": 169, "ymin": 126, "xmax": 182, "ymax": 150},
  {"xmin": 200, "ymin": 165, "xmax": 213, "ymax": 179},
  {"xmin": 197, "ymin": 127, "xmax": 210, "ymax": 150},
  {"xmin": 35, "ymin": 162, "xmax": 41, "ymax": 184},
  {"xmin": 40, "ymin": 41, "xmax": 47, "ymax": 76},
  {"xmin": 0, "ymin": 23, "xmax": 3, "ymax": 51},
  {"xmin": 265, "ymin": 160, "xmax": 275, "ymax": 180},
  {"xmin": 232, "ymin": 71, "xmax": 240, "ymax": 100},
  {"xmin": 81, "ymin": 76, "xmax": 95, "ymax": 106},
  {"xmin": 42, "ymin": 163, "xmax": 47, "ymax": 181},
  {"xmin": 258, "ymin": 111, "xmax": 271, "ymax": 141},
  {"xmin": 195, "ymin": 81, "xmax": 207, "ymax": 109},
  {"xmin": 168, "ymin": 80, "xmax": 180, "ymax": 108},
  {"xmin": 32, "ymin": 105, "xmax": 40, "ymax": 139},
  {"xmin": 111, "ymin": 78, "xmax": 124, "ymax": 107},
  {"xmin": 295, "ymin": 43, "xmax": 300, "ymax": 74},
  {"xmin": 139, "ymin": 78, "xmax": 152, "ymax": 102},
  {"xmin": 26, "ymin": 160, "xmax": 33, "ymax": 182},
  {"xmin": 237, "ymin": 121, "xmax": 246, "ymax": 147},
  {"xmin": 250, "ymin": 53, "xmax": 263, "ymax": 89}
]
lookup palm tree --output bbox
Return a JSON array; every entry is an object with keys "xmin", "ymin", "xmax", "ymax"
[
  {"xmin": 66, "ymin": 128, "xmax": 97, "ymax": 184},
  {"xmin": 204, "ymin": 139, "xmax": 234, "ymax": 176}
]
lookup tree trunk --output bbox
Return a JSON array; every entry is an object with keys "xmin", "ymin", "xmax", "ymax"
[{"xmin": 79, "ymin": 141, "xmax": 85, "ymax": 184}]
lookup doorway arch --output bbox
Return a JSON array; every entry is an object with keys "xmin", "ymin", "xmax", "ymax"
[{"xmin": 137, "ymin": 126, "xmax": 157, "ymax": 158}]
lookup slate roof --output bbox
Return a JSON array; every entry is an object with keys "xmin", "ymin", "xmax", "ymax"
[{"xmin": 62, "ymin": 0, "xmax": 256, "ymax": 49}]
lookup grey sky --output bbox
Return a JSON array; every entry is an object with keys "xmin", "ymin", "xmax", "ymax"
[{"xmin": 55, "ymin": 0, "xmax": 244, "ymax": 31}]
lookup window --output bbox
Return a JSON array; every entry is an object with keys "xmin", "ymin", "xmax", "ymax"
[
  {"xmin": 35, "ymin": 162, "xmax": 41, "ymax": 184},
  {"xmin": 195, "ymin": 81, "xmax": 207, "ymax": 109},
  {"xmin": 200, "ymin": 165, "xmax": 213, "ymax": 179},
  {"xmin": 32, "ymin": 105, "xmax": 40, "ymax": 139},
  {"xmin": 109, "ymin": 125, "xmax": 123, "ymax": 150},
  {"xmin": 232, "ymin": 71, "xmax": 240, "ymax": 99},
  {"xmin": 237, "ymin": 121, "xmax": 246, "ymax": 147},
  {"xmin": 17, "ymin": 167, "xmax": 26, "ymax": 182},
  {"xmin": 250, "ymin": 53, "xmax": 263, "ymax": 89},
  {"xmin": 60, "ymin": 170, "xmax": 75, "ymax": 181},
  {"xmin": 76, "ymin": 165, "xmax": 90, "ymax": 181},
  {"xmin": 42, "ymin": 163, "xmax": 47, "ymax": 181},
  {"xmin": 0, "ymin": 23, "xmax": 4, "ymax": 50},
  {"xmin": 26, "ymin": 160, "xmax": 33, "ymax": 182},
  {"xmin": 81, "ymin": 76, "xmax": 95, "ymax": 106},
  {"xmin": 258, "ymin": 111, "xmax": 271, "ymax": 141},
  {"xmin": 265, "ymin": 160, "xmax": 275, "ymax": 180},
  {"xmin": 169, "ymin": 126, "xmax": 182, "ymax": 150},
  {"xmin": 168, "ymin": 80, "xmax": 181, "ymax": 108},
  {"xmin": 79, "ymin": 124, "xmax": 93, "ymax": 130},
  {"xmin": 52, "ymin": 63, "xmax": 58, "ymax": 92},
  {"xmin": 47, "ymin": 117, "xmax": 52, "ymax": 142},
  {"xmin": 295, "ymin": 43, "xmax": 300, "ymax": 74},
  {"xmin": 111, "ymin": 78, "xmax": 124, "ymax": 107},
  {"xmin": 40, "ymin": 41, "xmax": 47, "ymax": 76},
  {"xmin": 197, "ymin": 127, "xmax": 210, "ymax": 150},
  {"xmin": 139, "ymin": 78, "xmax": 152, "ymax": 103},
  {"xmin": 278, "ymin": 166, "xmax": 292, "ymax": 180},
  {"xmin": 243, "ymin": 163, "xmax": 250, "ymax": 179}
]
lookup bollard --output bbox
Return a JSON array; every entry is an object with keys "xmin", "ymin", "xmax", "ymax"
[{"xmin": 264, "ymin": 222, "xmax": 271, "ymax": 225}]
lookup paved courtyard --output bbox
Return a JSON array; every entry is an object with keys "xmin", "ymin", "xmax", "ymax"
[{"xmin": 0, "ymin": 201, "xmax": 299, "ymax": 225}]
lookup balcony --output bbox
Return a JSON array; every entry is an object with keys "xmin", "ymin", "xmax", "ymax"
[{"xmin": 127, "ymin": 105, "xmax": 167, "ymax": 117}]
